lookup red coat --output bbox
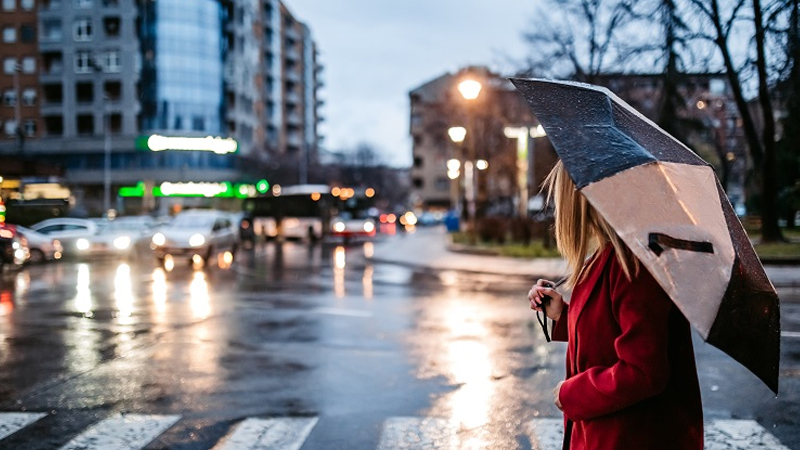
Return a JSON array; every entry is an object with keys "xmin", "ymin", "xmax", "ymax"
[{"xmin": 552, "ymin": 246, "xmax": 703, "ymax": 450}]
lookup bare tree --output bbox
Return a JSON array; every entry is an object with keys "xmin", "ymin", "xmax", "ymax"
[
  {"xmin": 522, "ymin": 0, "xmax": 635, "ymax": 81},
  {"xmin": 686, "ymin": 0, "xmax": 786, "ymax": 240}
]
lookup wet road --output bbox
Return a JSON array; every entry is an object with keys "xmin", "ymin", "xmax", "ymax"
[{"xmin": 0, "ymin": 235, "xmax": 798, "ymax": 449}]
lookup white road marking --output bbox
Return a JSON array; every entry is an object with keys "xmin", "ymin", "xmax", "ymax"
[
  {"xmin": 529, "ymin": 418, "xmax": 791, "ymax": 450},
  {"xmin": 781, "ymin": 331, "xmax": 800, "ymax": 338},
  {"xmin": 705, "ymin": 419, "xmax": 792, "ymax": 450},
  {"xmin": 0, "ymin": 412, "xmax": 46, "ymax": 441},
  {"xmin": 529, "ymin": 418, "xmax": 563, "ymax": 450},
  {"xmin": 58, "ymin": 414, "xmax": 180, "ymax": 450},
  {"xmin": 215, "ymin": 417, "xmax": 318, "ymax": 450},
  {"xmin": 310, "ymin": 307, "xmax": 373, "ymax": 318},
  {"xmin": 377, "ymin": 417, "xmax": 458, "ymax": 450}
]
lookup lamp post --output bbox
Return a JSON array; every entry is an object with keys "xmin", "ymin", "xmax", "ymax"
[
  {"xmin": 90, "ymin": 56, "xmax": 112, "ymax": 216},
  {"xmin": 454, "ymin": 79, "xmax": 482, "ymax": 240},
  {"xmin": 504, "ymin": 124, "xmax": 546, "ymax": 218}
]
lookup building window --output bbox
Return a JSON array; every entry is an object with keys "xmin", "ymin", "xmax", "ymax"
[
  {"xmin": 23, "ymin": 119, "xmax": 35, "ymax": 136},
  {"xmin": 192, "ymin": 116, "xmax": 204, "ymax": 131},
  {"xmin": 21, "ymin": 88, "xmax": 36, "ymax": 106},
  {"xmin": 73, "ymin": 18, "xmax": 92, "ymax": 42},
  {"xmin": 75, "ymin": 81, "xmax": 93, "ymax": 103},
  {"xmin": 20, "ymin": 0, "xmax": 33, "ymax": 9},
  {"xmin": 3, "ymin": 90, "xmax": 17, "ymax": 106},
  {"xmin": 42, "ymin": 0, "xmax": 60, "ymax": 9},
  {"xmin": 104, "ymin": 80, "xmax": 121, "ymax": 101},
  {"xmin": 107, "ymin": 113, "xmax": 121, "ymax": 134},
  {"xmin": 3, "ymin": 58, "xmax": 17, "ymax": 74},
  {"xmin": 20, "ymin": 24, "xmax": 34, "ymax": 43},
  {"xmin": 435, "ymin": 177, "xmax": 450, "ymax": 192},
  {"xmin": 413, "ymin": 178, "xmax": 424, "ymax": 188},
  {"xmin": 76, "ymin": 114, "xmax": 93, "ymax": 135},
  {"xmin": 74, "ymin": 51, "xmax": 92, "ymax": 73},
  {"xmin": 101, "ymin": 50, "xmax": 120, "ymax": 72},
  {"xmin": 41, "ymin": 19, "xmax": 62, "ymax": 41},
  {"xmin": 3, "ymin": 27, "xmax": 17, "ymax": 43},
  {"xmin": 413, "ymin": 156, "xmax": 423, "ymax": 168},
  {"xmin": 43, "ymin": 83, "xmax": 62, "ymax": 103},
  {"xmin": 21, "ymin": 56, "xmax": 35, "ymax": 73},
  {"xmin": 42, "ymin": 52, "xmax": 62, "ymax": 73},
  {"xmin": 103, "ymin": 16, "xmax": 120, "ymax": 37},
  {"xmin": 4, "ymin": 120, "xmax": 17, "ymax": 136},
  {"xmin": 44, "ymin": 115, "xmax": 62, "ymax": 135},
  {"xmin": 73, "ymin": 0, "xmax": 91, "ymax": 8},
  {"xmin": 2, "ymin": 0, "xmax": 15, "ymax": 11}
]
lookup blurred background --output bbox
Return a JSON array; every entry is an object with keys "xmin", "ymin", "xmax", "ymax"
[{"xmin": 0, "ymin": 0, "xmax": 798, "ymax": 253}]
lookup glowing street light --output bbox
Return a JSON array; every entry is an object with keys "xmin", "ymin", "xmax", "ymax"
[
  {"xmin": 458, "ymin": 79, "xmax": 482, "ymax": 100},
  {"xmin": 447, "ymin": 126, "xmax": 467, "ymax": 143}
]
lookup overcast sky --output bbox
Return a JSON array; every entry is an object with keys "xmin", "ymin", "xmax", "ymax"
[{"xmin": 284, "ymin": 1, "xmax": 538, "ymax": 167}]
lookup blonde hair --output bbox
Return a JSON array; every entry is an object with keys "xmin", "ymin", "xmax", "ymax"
[{"xmin": 543, "ymin": 160, "xmax": 638, "ymax": 287}]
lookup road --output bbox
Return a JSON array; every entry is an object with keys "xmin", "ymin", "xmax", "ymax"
[{"xmin": 0, "ymin": 233, "xmax": 797, "ymax": 449}]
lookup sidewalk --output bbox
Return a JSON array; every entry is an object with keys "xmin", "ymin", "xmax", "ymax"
[{"xmin": 368, "ymin": 226, "xmax": 800, "ymax": 288}]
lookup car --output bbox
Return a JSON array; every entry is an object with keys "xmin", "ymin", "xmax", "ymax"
[
  {"xmin": 29, "ymin": 218, "xmax": 99, "ymax": 258},
  {"xmin": 82, "ymin": 216, "xmax": 157, "ymax": 258},
  {"xmin": 329, "ymin": 211, "xmax": 376, "ymax": 243},
  {"xmin": 150, "ymin": 210, "xmax": 238, "ymax": 265},
  {"xmin": 15, "ymin": 225, "xmax": 63, "ymax": 263},
  {"xmin": 0, "ymin": 225, "xmax": 28, "ymax": 270}
]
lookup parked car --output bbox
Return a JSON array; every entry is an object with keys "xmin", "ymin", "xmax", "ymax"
[
  {"xmin": 150, "ymin": 210, "xmax": 238, "ymax": 265},
  {"xmin": 82, "ymin": 216, "xmax": 157, "ymax": 258},
  {"xmin": 29, "ymin": 218, "xmax": 99, "ymax": 257},
  {"xmin": 15, "ymin": 225, "xmax": 63, "ymax": 263}
]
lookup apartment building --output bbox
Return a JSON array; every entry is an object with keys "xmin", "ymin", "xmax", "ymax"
[
  {"xmin": 0, "ymin": 0, "xmax": 323, "ymax": 216},
  {"xmin": 408, "ymin": 66, "xmax": 557, "ymax": 217},
  {"xmin": 0, "ymin": 0, "xmax": 39, "ymax": 148}
]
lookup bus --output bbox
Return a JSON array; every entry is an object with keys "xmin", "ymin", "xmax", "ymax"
[{"xmin": 240, "ymin": 184, "xmax": 334, "ymax": 242}]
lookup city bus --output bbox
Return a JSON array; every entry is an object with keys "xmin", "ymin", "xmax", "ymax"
[{"xmin": 240, "ymin": 184, "xmax": 334, "ymax": 242}]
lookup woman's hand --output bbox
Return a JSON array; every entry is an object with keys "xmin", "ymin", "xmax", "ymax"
[
  {"xmin": 553, "ymin": 381, "xmax": 564, "ymax": 410},
  {"xmin": 528, "ymin": 279, "xmax": 564, "ymax": 321}
]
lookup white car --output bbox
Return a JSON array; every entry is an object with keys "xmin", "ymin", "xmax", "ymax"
[
  {"xmin": 15, "ymin": 225, "xmax": 63, "ymax": 263},
  {"xmin": 30, "ymin": 218, "xmax": 99, "ymax": 257},
  {"xmin": 329, "ymin": 212, "xmax": 376, "ymax": 242},
  {"xmin": 150, "ymin": 210, "xmax": 238, "ymax": 265},
  {"xmin": 83, "ymin": 216, "xmax": 157, "ymax": 258}
]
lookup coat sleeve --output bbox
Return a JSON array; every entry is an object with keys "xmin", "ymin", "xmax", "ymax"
[{"xmin": 559, "ymin": 259, "xmax": 674, "ymax": 422}]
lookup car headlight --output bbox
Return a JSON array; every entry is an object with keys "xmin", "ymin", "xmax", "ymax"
[
  {"xmin": 333, "ymin": 221, "xmax": 345, "ymax": 233},
  {"xmin": 152, "ymin": 233, "xmax": 166, "ymax": 246},
  {"xmin": 189, "ymin": 233, "xmax": 205, "ymax": 247},
  {"xmin": 363, "ymin": 221, "xmax": 375, "ymax": 233},
  {"xmin": 113, "ymin": 236, "xmax": 131, "ymax": 250},
  {"xmin": 76, "ymin": 238, "xmax": 90, "ymax": 251}
]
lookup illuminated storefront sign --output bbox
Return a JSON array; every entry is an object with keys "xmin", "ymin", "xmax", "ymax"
[
  {"xmin": 119, "ymin": 180, "xmax": 263, "ymax": 198},
  {"xmin": 135, "ymin": 134, "xmax": 239, "ymax": 154}
]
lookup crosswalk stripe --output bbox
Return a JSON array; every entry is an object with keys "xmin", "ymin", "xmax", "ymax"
[
  {"xmin": 705, "ymin": 419, "xmax": 792, "ymax": 450},
  {"xmin": 377, "ymin": 417, "xmax": 458, "ymax": 450},
  {"xmin": 529, "ymin": 418, "xmax": 564, "ymax": 450},
  {"xmin": 214, "ymin": 417, "xmax": 318, "ymax": 450},
  {"xmin": 0, "ymin": 412, "xmax": 47, "ymax": 441},
  {"xmin": 529, "ymin": 418, "xmax": 791, "ymax": 450},
  {"xmin": 58, "ymin": 413, "xmax": 180, "ymax": 450}
]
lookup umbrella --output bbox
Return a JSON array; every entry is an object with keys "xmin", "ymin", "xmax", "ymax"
[{"xmin": 510, "ymin": 77, "xmax": 780, "ymax": 394}]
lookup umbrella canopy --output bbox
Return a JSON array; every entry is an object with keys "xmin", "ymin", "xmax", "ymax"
[{"xmin": 510, "ymin": 77, "xmax": 780, "ymax": 394}]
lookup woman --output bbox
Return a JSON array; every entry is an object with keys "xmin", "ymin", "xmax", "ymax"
[{"xmin": 528, "ymin": 161, "xmax": 703, "ymax": 450}]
